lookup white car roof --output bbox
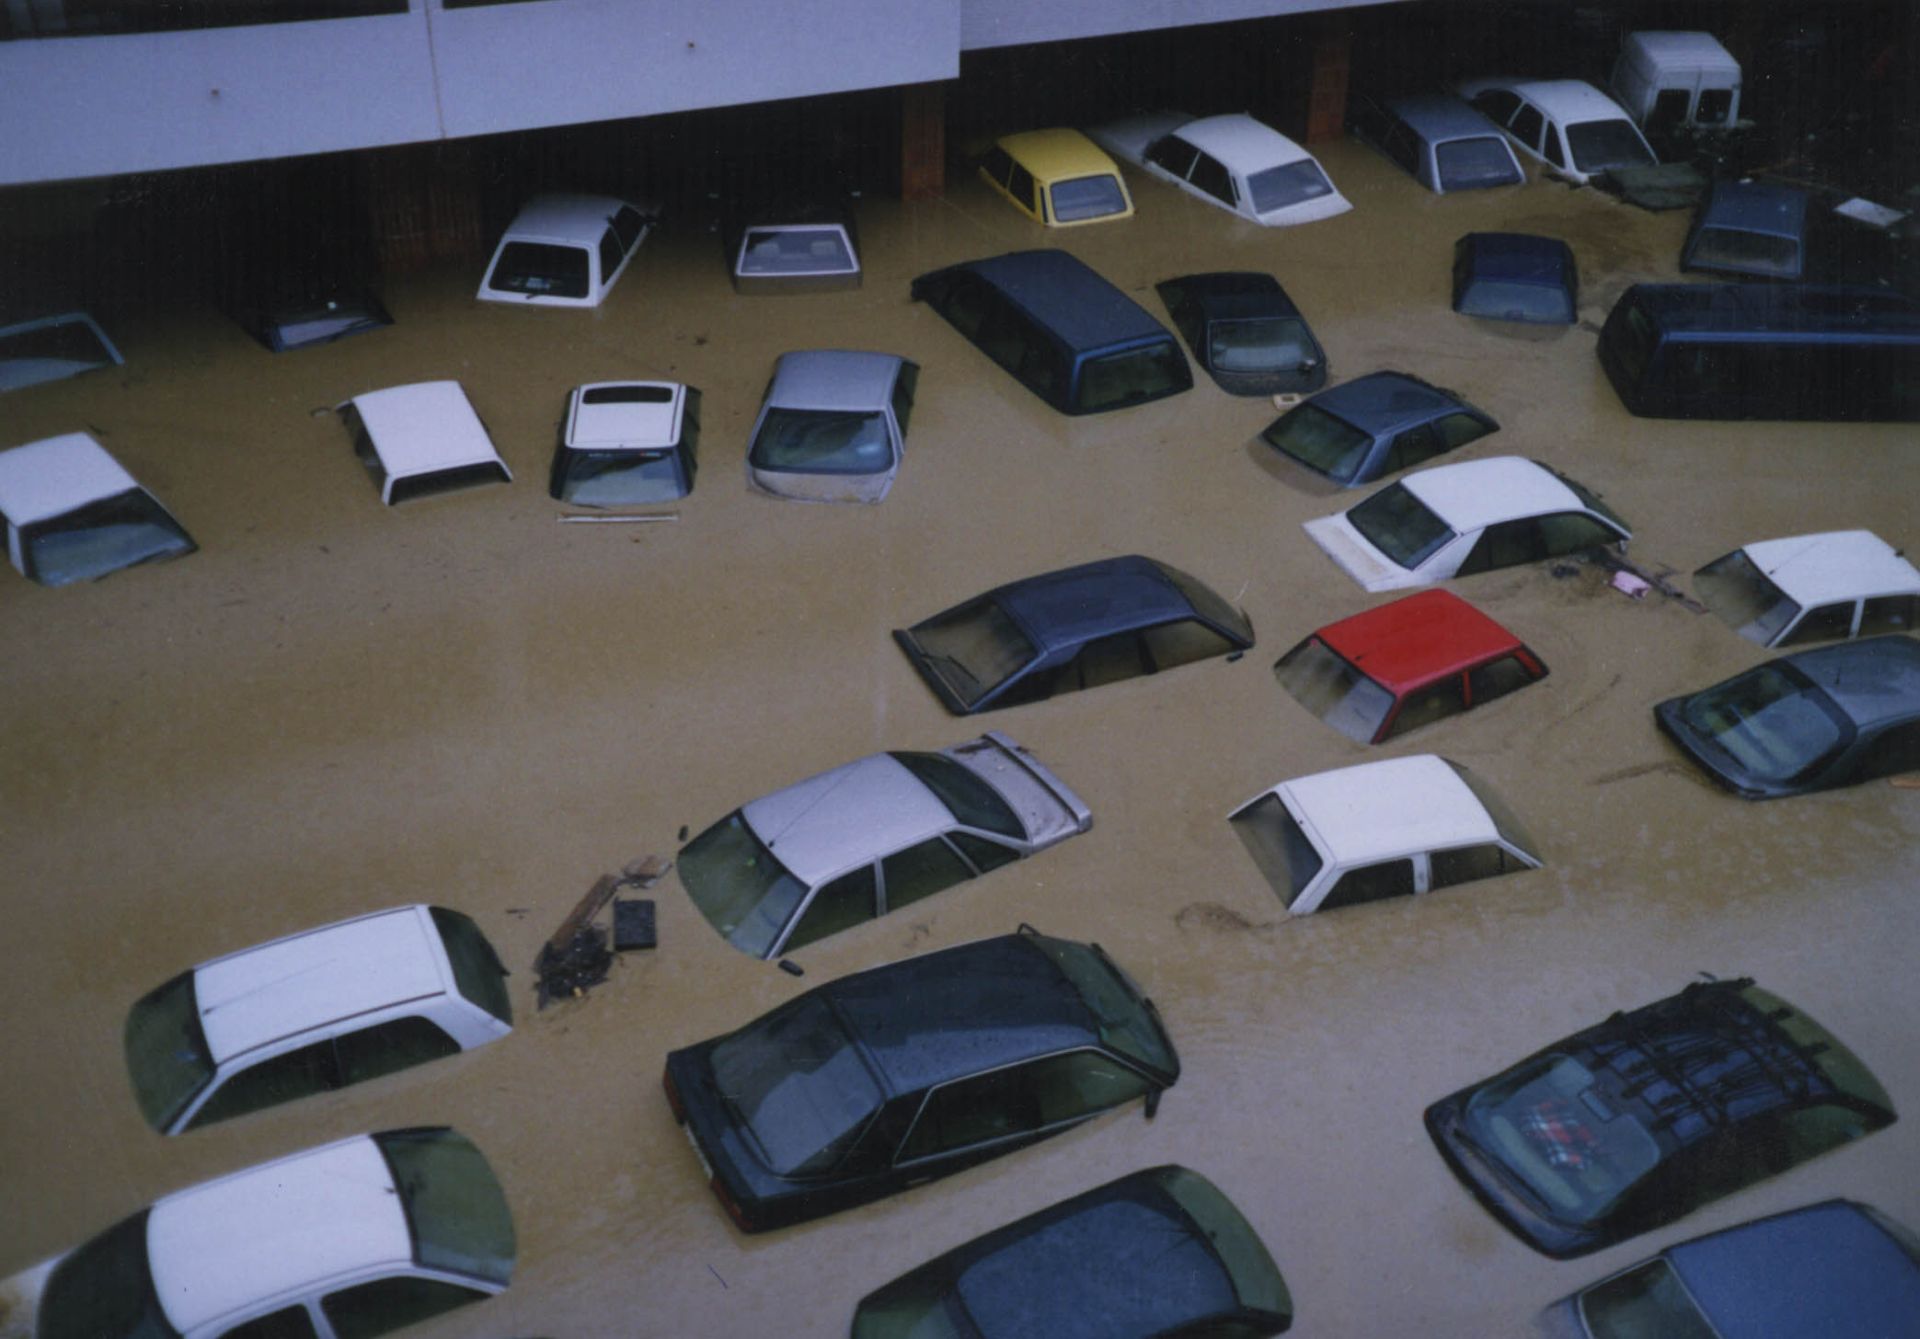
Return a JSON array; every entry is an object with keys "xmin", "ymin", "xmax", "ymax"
[
  {"xmin": 499, "ymin": 193, "xmax": 637, "ymax": 246},
  {"xmin": 193, "ymin": 905, "xmax": 447, "ymax": 1065},
  {"xmin": 1399, "ymin": 456, "xmax": 1584, "ymax": 530},
  {"xmin": 345, "ymin": 380, "xmax": 507, "ymax": 481},
  {"xmin": 1624, "ymin": 31, "xmax": 1740, "ymax": 76},
  {"xmin": 0, "ymin": 432, "xmax": 141, "ymax": 527},
  {"xmin": 1175, "ymin": 113, "xmax": 1313, "ymax": 172},
  {"xmin": 1506, "ymin": 79, "xmax": 1636, "ymax": 125},
  {"xmin": 567, "ymin": 381, "xmax": 685, "ymax": 451},
  {"xmin": 1277, "ymin": 755, "xmax": 1502, "ymax": 866},
  {"xmin": 742, "ymin": 753, "xmax": 952, "ymax": 887},
  {"xmin": 148, "ymin": 1133, "xmax": 412, "ymax": 1333},
  {"xmin": 1738, "ymin": 530, "xmax": 1920, "ymax": 606}
]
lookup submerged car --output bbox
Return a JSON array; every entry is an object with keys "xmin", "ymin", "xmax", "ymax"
[
  {"xmin": 124, "ymin": 905, "xmax": 512, "ymax": 1135},
  {"xmin": 1426, "ymin": 976, "xmax": 1896, "ymax": 1258},
  {"xmin": 979, "ymin": 129, "xmax": 1134, "ymax": 227},
  {"xmin": 22, "ymin": 1127, "xmax": 513, "ymax": 1339},
  {"xmin": 678, "ymin": 732, "xmax": 1089, "ymax": 960},
  {"xmin": 1541, "ymin": 1198, "xmax": 1920, "ymax": 1339},
  {"xmin": 231, "ymin": 278, "xmax": 391, "ymax": 353},
  {"xmin": 1303, "ymin": 456, "xmax": 1630, "ymax": 592},
  {"xmin": 1259, "ymin": 371, "xmax": 1497, "ymax": 490},
  {"xmin": 477, "ymin": 193, "xmax": 653, "ymax": 308},
  {"xmin": 1456, "ymin": 78, "xmax": 1656, "ymax": 186},
  {"xmin": 745, "ymin": 350, "xmax": 916, "ymax": 504},
  {"xmin": 1694, "ymin": 529, "xmax": 1920, "ymax": 648},
  {"xmin": 1653, "ymin": 634, "xmax": 1920, "ymax": 798},
  {"xmin": 1090, "ymin": 111, "xmax": 1350, "ymax": 228},
  {"xmin": 337, "ymin": 380, "xmax": 513, "ymax": 506},
  {"xmin": 1273, "ymin": 590, "xmax": 1548, "ymax": 745},
  {"xmin": 1452, "ymin": 233, "xmax": 1578, "ymax": 325},
  {"xmin": 0, "ymin": 432, "xmax": 195, "ymax": 587},
  {"xmin": 550, "ymin": 380, "xmax": 700, "ymax": 505},
  {"xmin": 0, "ymin": 309, "xmax": 122, "ymax": 393},
  {"xmin": 852, "ymin": 1165, "xmax": 1293, "ymax": 1339},
  {"xmin": 1155, "ymin": 271, "xmax": 1327, "ymax": 396},
  {"xmin": 1347, "ymin": 92, "xmax": 1527, "ymax": 194},
  {"xmin": 1682, "ymin": 180, "xmax": 1808, "ymax": 281},
  {"xmin": 724, "ymin": 201, "xmax": 860, "ymax": 293},
  {"xmin": 895, "ymin": 554, "xmax": 1254, "ymax": 715},
  {"xmin": 663, "ymin": 927, "xmax": 1179, "ymax": 1232},
  {"xmin": 1231, "ymin": 754, "xmax": 1540, "ymax": 915}
]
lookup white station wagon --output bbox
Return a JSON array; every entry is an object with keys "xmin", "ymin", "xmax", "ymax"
[
  {"xmin": 1089, "ymin": 111, "xmax": 1351, "ymax": 227},
  {"xmin": 1303, "ymin": 455, "xmax": 1631, "ymax": 592},
  {"xmin": 1229, "ymin": 754, "xmax": 1542, "ymax": 914},
  {"xmin": 337, "ymin": 380, "xmax": 513, "ymax": 505},
  {"xmin": 1694, "ymin": 530, "xmax": 1920, "ymax": 648},
  {"xmin": 124, "ymin": 904, "xmax": 512, "ymax": 1135},
  {"xmin": 551, "ymin": 380, "xmax": 700, "ymax": 505},
  {"xmin": 0, "ymin": 432, "xmax": 196, "ymax": 586},
  {"xmin": 477, "ymin": 192, "xmax": 653, "ymax": 308},
  {"xmin": 18, "ymin": 1127, "xmax": 513, "ymax": 1339}
]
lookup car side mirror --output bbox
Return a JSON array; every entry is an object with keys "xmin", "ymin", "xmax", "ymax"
[{"xmin": 1144, "ymin": 1088, "xmax": 1161, "ymax": 1120}]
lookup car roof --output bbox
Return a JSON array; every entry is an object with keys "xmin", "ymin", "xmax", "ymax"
[
  {"xmin": 825, "ymin": 933, "xmax": 1102, "ymax": 1095},
  {"xmin": 765, "ymin": 350, "xmax": 902, "ymax": 413},
  {"xmin": 148, "ymin": 1132, "xmax": 412, "ymax": 1333},
  {"xmin": 934, "ymin": 250, "xmax": 1170, "ymax": 354},
  {"xmin": 500, "ymin": 192, "xmax": 636, "ymax": 245},
  {"xmin": 1386, "ymin": 93, "xmax": 1508, "ymax": 141},
  {"xmin": 192, "ymin": 905, "xmax": 448, "ymax": 1065},
  {"xmin": 345, "ymin": 380, "xmax": 503, "ymax": 480},
  {"xmin": 1500, "ymin": 79, "xmax": 1634, "ymax": 123},
  {"xmin": 0, "ymin": 432, "xmax": 141, "ymax": 527},
  {"xmin": 1310, "ymin": 371, "xmax": 1462, "ymax": 435},
  {"xmin": 1699, "ymin": 181, "xmax": 1808, "ymax": 240},
  {"xmin": 1661, "ymin": 1200, "xmax": 1920, "ymax": 1336},
  {"xmin": 1172, "ymin": 113, "xmax": 1311, "ymax": 170},
  {"xmin": 997, "ymin": 129, "xmax": 1120, "ymax": 183},
  {"xmin": 1735, "ymin": 530, "xmax": 1920, "ymax": 607},
  {"xmin": 984, "ymin": 554, "xmax": 1206, "ymax": 654},
  {"xmin": 1622, "ymin": 30, "xmax": 1741, "ymax": 76},
  {"xmin": 1315, "ymin": 589, "xmax": 1526, "ymax": 693},
  {"xmin": 568, "ymin": 381, "xmax": 685, "ymax": 451},
  {"xmin": 741, "ymin": 753, "xmax": 952, "ymax": 887},
  {"xmin": 1163, "ymin": 271, "xmax": 1300, "ymax": 322},
  {"xmin": 1784, "ymin": 634, "xmax": 1920, "ymax": 726},
  {"xmin": 1456, "ymin": 232, "xmax": 1575, "ymax": 286},
  {"xmin": 1623, "ymin": 284, "xmax": 1920, "ymax": 336},
  {"xmin": 1398, "ymin": 455, "xmax": 1585, "ymax": 530},
  {"xmin": 1278, "ymin": 754, "xmax": 1502, "ymax": 865}
]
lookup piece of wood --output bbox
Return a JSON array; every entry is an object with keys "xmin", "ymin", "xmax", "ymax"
[{"xmin": 544, "ymin": 873, "xmax": 620, "ymax": 959}]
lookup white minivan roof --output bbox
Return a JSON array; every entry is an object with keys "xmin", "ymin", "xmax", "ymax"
[
  {"xmin": 343, "ymin": 380, "xmax": 511, "ymax": 486},
  {"xmin": 1623, "ymin": 31, "xmax": 1740, "ymax": 78},
  {"xmin": 0, "ymin": 432, "xmax": 142, "ymax": 526}
]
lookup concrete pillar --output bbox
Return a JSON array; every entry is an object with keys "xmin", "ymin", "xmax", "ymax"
[
  {"xmin": 900, "ymin": 81, "xmax": 947, "ymax": 202},
  {"xmin": 361, "ymin": 141, "xmax": 484, "ymax": 275},
  {"xmin": 1304, "ymin": 17, "xmax": 1351, "ymax": 146}
]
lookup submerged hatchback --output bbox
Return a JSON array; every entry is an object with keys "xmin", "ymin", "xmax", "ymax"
[
  {"xmin": 1259, "ymin": 371, "xmax": 1497, "ymax": 489},
  {"xmin": 979, "ymin": 129, "xmax": 1134, "ymax": 227},
  {"xmin": 663, "ymin": 927, "xmax": 1179, "ymax": 1232},
  {"xmin": 0, "ymin": 433, "xmax": 196, "ymax": 587},
  {"xmin": 745, "ymin": 350, "xmax": 916, "ymax": 504},
  {"xmin": 1155, "ymin": 271, "xmax": 1327, "ymax": 396}
]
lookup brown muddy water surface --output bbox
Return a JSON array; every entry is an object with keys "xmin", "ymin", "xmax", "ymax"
[{"xmin": 3, "ymin": 141, "xmax": 1917, "ymax": 1337}]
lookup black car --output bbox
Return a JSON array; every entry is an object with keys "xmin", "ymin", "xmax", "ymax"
[
  {"xmin": 1654, "ymin": 634, "xmax": 1920, "ymax": 798},
  {"xmin": 852, "ymin": 1166, "xmax": 1292, "ymax": 1338},
  {"xmin": 663, "ymin": 927, "xmax": 1179, "ymax": 1233},
  {"xmin": 1154, "ymin": 271, "xmax": 1327, "ymax": 396},
  {"xmin": 894, "ymin": 554, "xmax": 1254, "ymax": 715},
  {"xmin": 1425, "ymin": 977, "xmax": 1896, "ymax": 1259},
  {"xmin": 1258, "ymin": 371, "xmax": 1498, "ymax": 490}
]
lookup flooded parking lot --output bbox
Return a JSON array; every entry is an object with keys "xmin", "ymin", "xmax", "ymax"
[{"xmin": 3, "ymin": 136, "xmax": 1917, "ymax": 1337}]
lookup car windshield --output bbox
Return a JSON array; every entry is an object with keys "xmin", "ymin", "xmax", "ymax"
[
  {"xmin": 1435, "ymin": 137, "xmax": 1522, "ymax": 189},
  {"xmin": 1029, "ymin": 936, "xmax": 1176, "ymax": 1078},
  {"xmin": 1246, "ymin": 159, "xmax": 1336, "ymax": 214},
  {"xmin": 1274, "ymin": 636, "xmax": 1395, "ymax": 743},
  {"xmin": 1457, "ymin": 279, "xmax": 1573, "ymax": 324},
  {"xmin": 1158, "ymin": 1168, "xmax": 1292, "ymax": 1318},
  {"xmin": 738, "ymin": 227, "xmax": 855, "ymax": 275},
  {"xmin": 678, "ymin": 811, "xmax": 810, "ymax": 958},
  {"xmin": 906, "ymin": 599, "xmax": 1039, "ymax": 708},
  {"xmin": 1260, "ymin": 402, "xmax": 1372, "ymax": 482},
  {"xmin": 751, "ymin": 408, "xmax": 892, "ymax": 475},
  {"xmin": 1566, "ymin": 119, "xmax": 1655, "ymax": 173},
  {"xmin": 557, "ymin": 448, "xmax": 688, "ymax": 505},
  {"xmin": 1690, "ymin": 227, "xmax": 1799, "ymax": 278},
  {"xmin": 710, "ymin": 994, "xmax": 885, "ymax": 1176},
  {"xmin": 1446, "ymin": 760, "xmax": 1542, "ymax": 862},
  {"xmin": 1464, "ymin": 1055, "xmax": 1662, "ymax": 1225},
  {"xmin": 376, "ymin": 1128, "xmax": 516, "ymax": 1286},
  {"xmin": 890, "ymin": 751, "xmax": 1024, "ymax": 839},
  {"xmin": 0, "ymin": 315, "xmax": 119, "ymax": 392},
  {"xmin": 1678, "ymin": 663, "xmax": 1850, "ymax": 784},
  {"xmin": 123, "ymin": 971, "xmax": 215, "ymax": 1132},
  {"xmin": 38, "ymin": 1209, "xmax": 176, "ymax": 1339},
  {"xmin": 1694, "ymin": 549, "xmax": 1800, "ymax": 644},
  {"xmin": 1347, "ymin": 483, "xmax": 1457, "ymax": 571},
  {"xmin": 24, "ymin": 489, "xmax": 195, "ymax": 587},
  {"xmin": 1049, "ymin": 174, "xmax": 1128, "ymax": 222},
  {"xmin": 487, "ymin": 241, "xmax": 590, "ymax": 298},
  {"xmin": 1229, "ymin": 792, "xmax": 1326, "ymax": 908},
  {"xmin": 1578, "ymin": 1259, "xmax": 1717, "ymax": 1339},
  {"xmin": 1075, "ymin": 342, "xmax": 1187, "ymax": 414},
  {"xmin": 1208, "ymin": 317, "xmax": 1316, "ymax": 374},
  {"xmin": 431, "ymin": 906, "xmax": 513, "ymax": 1025},
  {"xmin": 851, "ymin": 1274, "xmax": 971, "ymax": 1339}
]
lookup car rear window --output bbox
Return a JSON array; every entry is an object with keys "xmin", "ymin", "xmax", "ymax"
[
  {"xmin": 1457, "ymin": 278, "xmax": 1574, "ymax": 324},
  {"xmin": 1578, "ymin": 1259, "xmax": 1717, "ymax": 1339},
  {"xmin": 124, "ymin": 971, "xmax": 215, "ymax": 1133},
  {"xmin": 1694, "ymin": 549, "xmax": 1800, "ymax": 644},
  {"xmin": 1049, "ymin": 174, "xmax": 1128, "ymax": 222},
  {"xmin": 750, "ymin": 409, "xmax": 891, "ymax": 475},
  {"xmin": 1075, "ymin": 341, "xmax": 1187, "ymax": 414},
  {"xmin": 711, "ymin": 995, "xmax": 885, "ymax": 1176},
  {"xmin": 386, "ymin": 462, "xmax": 511, "ymax": 506},
  {"xmin": 905, "ymin": 599, "xmax": 1039, "ymax": 709},
  {"xmin": 430, "ymin": 907, "xmax": 512, "ymax": 1025},
  {"xmin": 1464, "ymin": 1055, "xmax": 1662, "ymax": 1225},
  {"xmin": 891, "ymin": 751, "xmax": 1024, "ymax": 839},
  {"xmin": 1347, "ymin": 482, "xmax": 1457, "ymax": 571},
  {"xmin": 1209, "ymin": 317, "xmax": 1316, "ymax": 374},
  {"xmin": 1274, "ymin": 636, "xmax": 1394, "ymax": 743},
  {"xmin": 375, "ymin": 1128, "xmax": 515, "ymax": 1285},
  {"xmin": 1261, "ymin": 402, "xmax": 1373, "ymax": 482},
  {"xmin": 22, "ymin": 488, "xmax": 196, "ymax": 587},
  {"xmin": 1030, "ymin": 937, "xmax": 1176, "ymax": 1079},
  {"xmin": 487, "ymin": 241, "xmax": 590, "ymax": 299},
  {"xmin": 1689, "ymin": 227, "xmax": 1800, "ymax": 278},
  {"xmin": 1229, "ymin": 792, "xmax": 1325, "ymax": 908},
  {"xmin": 1246, "ymin": 159, "xmax": 1337, "ymax": 214},
  {"xmin": 0, "ymin": 315, "xmax": 119, "ymax": 393},
  {"xmin": 1435, "ymin": 137, "xmax": 1523, "ymax": 190},
  {"xmin": 556, "ymin": 448, "xmax": 688, "ymax": 506},
  {"xmin": 738, "ymin": 227, "xmax": 856, "ymax": 275}
]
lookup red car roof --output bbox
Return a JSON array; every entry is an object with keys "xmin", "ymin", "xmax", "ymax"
[{"xmin": 1316, "ymin": 589, "xmax": 1526, "ymax": 693}]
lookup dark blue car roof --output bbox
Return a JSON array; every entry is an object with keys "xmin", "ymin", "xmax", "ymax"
[
  {"xmin": 1665, "ymin": 1200, "xmax": 1920, "ymax": 1337},
  {"xmin": 1387, "ymin": 93, "xmax": 1508, "ymax": 141},
  {"xmin": 1163, "ymin": 271, "xmax": 1300, "ymax": 323},
  {"xmin": 984, "ymin": 555, "xmax": 1208, "ymax": 655},
  {"xmin": 1624, "ymin": 283, "xmax": 1920, "ymax": 337},
  {"xmin": 1697, "ymin": 180, "xmax": 1809, "ymax": 242},
  {"xmin": 937, "ymin": 250, "xmax": 1173, "ymax": 354},
  {"xmin": 1309, "ymin": 371, "xmax": 1464, "ymax": 435},
  {"xmin": 1786, "ymin": 633, "xmax": 1920, "ymax": 728},
  {"xmin": 1456, "ymin": 232, "xmax": 1575, "ymax": 286}
]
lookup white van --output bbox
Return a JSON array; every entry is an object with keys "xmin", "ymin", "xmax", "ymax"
[
  {"xmin": 477, "ymin": 193, "xmax": 652, "ymax": 308},
  {"xmin": 1610, "ymin": 31, "xmax": 1742, "ymax": 138}
]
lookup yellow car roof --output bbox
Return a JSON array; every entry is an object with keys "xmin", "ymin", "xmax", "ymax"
[{"xmin": 997, "ymin": 128, "xmax": 1121, "ymax": 184}]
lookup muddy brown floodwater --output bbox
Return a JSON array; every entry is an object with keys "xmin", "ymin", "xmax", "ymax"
[{"xmin": 3, "ymin": 139, "xmax": 1917, "ymax": 1339}]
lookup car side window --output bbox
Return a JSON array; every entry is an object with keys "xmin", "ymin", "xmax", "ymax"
[
  {"xmin": 1474, "ymin": 90, "xmax": 1523, "ymax": 125},
  {"xmin": 1385, "ymin": 678, "xmax": 1466, "ymax": 739},
  {"xmin": 611, "ymin": 205, "xmax": 645, "ymax": 250},
  {"xmin": 596, "ymin": 228, "xmax": 621, "ymax": 287},
  {"xmin": 1385, "ymin": 423, "xmax": 1444, "ymax": 474},
  {"xmin": 1855, "ymin": 722, "xmax": 1920, "ymax": 781},
  {"xmin": 1649, "ymin": 88, "xmax": 1691, "ymax": 135},
  {"xmin": 786, "ymin": 865, "xmax": 879, "ymax": 951},
  {"xmin": 1007, "ymin": 163, "xmax": 1039, "ymax": 217},
  {"xmin": 1189, "ymin": 152, "xmax": 1235, "ymax": 205},
  {"xmin": 189, "ymin": 1039, "xmax": 340, "ymax": 1129},
  {"xmin": 982, "ymin": 146, "xmax": 1015, "ymax": 188},
  {"xmin": 938, "ymin": 274, "xmax": 993, "ymax": 340},
  {"xmin": 899, "ymin": 1065, "xmax": 1044, "ymax": 1161},
  {"xmin": 972, "ymin": 301, "xmax": 1032, "ymax": 374},
  {"xmin": 1780, "ymin": 601, "xmax": 1856, "ymax": 646},
  {"xmin": 1538, "ymin": 512, "xmax": 1619, "ymax": 556},
  {"xmin": 1429, "ymin": 843, "xmax": 1525, "ymax": 889},
  {"xmin": 1468, "ymin": 654, "xmax": 1539, "ymax": 706},
  {"xmin": 1066, "ymin": 631, "xmax": 1149, "ymax": 691},
  {"xmin": 1026, "ymin": 1050, "xmax": 1150, "ymax": 1125},
  {"xmin": 1140, "ymin": 618, "xmax": 1234, "ymax": 672},
  {"xmin": 882, "ymin": 839, "xmax": 973, "ymax": 912},
  {"xmin": 322, "ymin": 1277, "xmax": 489, "ymax": 1339},
  {"xmin": 220, "ymin": 1305, "xmax": 321, "ymax": 1339},
  {"xmin": 1385, "ymin": 125, "xmax": 1420, "ymax": 174},
  {"xmin": 890, "ymin": 362, "xmax": 918, "ymax": 438},
  {"xmin": 1510, "ymin": 104, "xmax": 1546, "ymax": 152},
  {"xmin": 1318, "ymin": 859, "xmax": 1416, "ymax": 910},
  {"xmin": 1859, "ymin": 595, "xmax": 1918, "ymax": 637},
  {"xmin": 335, "ymin": 1016, "xmax": 461, "ymax": 1088},
  {"xmin": 1458, "ymin": 519, "xmax": 1546, "ymax": 574},
  {"xmin": 1543, "ymin": 128, "xmax": 1566, "ymax": 170},
  {"xmin": 1434, "ymin": 412, "xmax": 1493, "ymax": 449},
  {"xmin": 1146, "ymin": 135, "xmax": 1200, "ymax": 178},
  {"xmin": 949, "ymin": 829, "xmax": 1021, "ymax": 875}
]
